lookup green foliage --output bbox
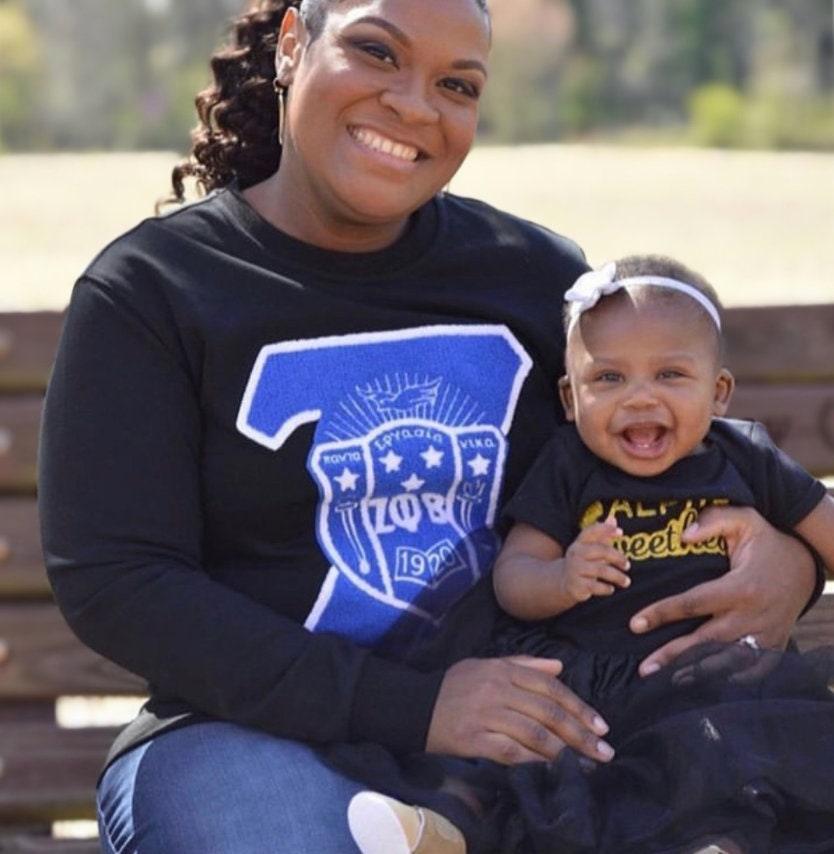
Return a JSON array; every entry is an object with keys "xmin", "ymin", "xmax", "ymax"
[
  {"xmin": 479, "ymin": 40, "xmax": 566, "ymax": 143},
  {"xmin": 135, "ymin": 63, "xmax": 213, "ymax": 151},
  {"xmin": 745, "ymin": 94, "xmax": 834, "ymax": 151},
  {"xmin": 0, "ymin": 2, "xmax": 44, "ymax": 149},
  {"xmin": 688, "ymin": 83, "xmax": 746, "ymax": 147},
  {"xmin": 559, "ymin": 55, "xmax": 607, "ymax": 135},
  {"xmin": 4, "ymin": 0, "xmax": 833, "ymax": 152},
  {"xmin": 689, "ymin": 84, "xmax": 834, "ymax": 150}
]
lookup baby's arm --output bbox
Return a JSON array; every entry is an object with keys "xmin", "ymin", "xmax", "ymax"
[
  {"xmin": 794, "ymin": 493, "xmax": 834, "ymax": 575},
  {"xmin": 493, "ymin": 519, "xmax": 631, "ymax": 621}
]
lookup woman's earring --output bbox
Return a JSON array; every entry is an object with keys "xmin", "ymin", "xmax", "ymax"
[{"xmin": 273, "ymin": 79, "xmax": 287, "ymax": 147}]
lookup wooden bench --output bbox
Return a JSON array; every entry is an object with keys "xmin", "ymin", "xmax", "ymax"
[{"xmin": 0, "ymin": 305, "xmax": 832, "ymax": 851}]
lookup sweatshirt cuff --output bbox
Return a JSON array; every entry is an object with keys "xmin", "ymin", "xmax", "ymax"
[
  {"xmin": 800, "ymin": 542, "xmax": 827, "ymax": 617},
  {"xmin": 349, "ymin": 656, "xmax": 445, "ymax": 753}
]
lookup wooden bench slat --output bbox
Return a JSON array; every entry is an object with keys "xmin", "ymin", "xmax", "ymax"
[
  {"xmin": 2, "ymin": 386, "xmax": 831, "ymax": 503},
  {"xmin": 0, "ymin": 499, "xmax": 50, "ymax": 600},
  {"xmin": 0, "ymin": 701, "xmax": 58, "ymax": 724},
  {"xmin": 0, "ymin": 397, "xmax": 42, "ymax": 494},
  {"xmin": 724, "ymin": 304, "xmax": 834, "ymax": 382},
  {"xmin": 794, "ymin": 592, "xmax": 834, "ymax": 653},
  {"xmin": 0, "ymin": 313, "xmax": 64, "ymax": 394},
  {"xmin": 0, "ymin": 304, "xmax": 832, "ymax": 390},
  {"xmin": 0, "ymin": 595, "xmax": 827, "ymax": 698},
  {"xmin": 0, "ymin": 605, "xmax": 144, "ymax": 698},
  {"xmin": 0, "ymin": 722, "xmax": 116, "ymax": 824},
  {"xmin": 727, "ymin": 384, "xmax": 834, "ymax": 477},
  {"xmin": 0, "ymin": 837, "xmax": 100, "ymax": 854}
]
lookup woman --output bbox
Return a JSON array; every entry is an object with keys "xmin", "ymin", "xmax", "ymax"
[{"xmin": 38, "ymin": 1, "xmax": 821, "ymax": 851}]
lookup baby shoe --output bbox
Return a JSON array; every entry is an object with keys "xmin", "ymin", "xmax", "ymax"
[{"xmin": 347, "ymin": 791, "xmax": 466, "ymax": 854}]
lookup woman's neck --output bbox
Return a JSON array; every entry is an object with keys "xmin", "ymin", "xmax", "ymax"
[{"xmin": 242, "ymin": 170, "xmax": 409, "ymax": 254}]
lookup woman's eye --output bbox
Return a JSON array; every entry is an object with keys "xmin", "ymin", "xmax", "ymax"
[
  {"xmin": 355, "ymin": 41, "xmax": 397, "ymax": 66},
  {"xmin": 441, "ymin": 78, "xmax": 480, "ymax": 99}
]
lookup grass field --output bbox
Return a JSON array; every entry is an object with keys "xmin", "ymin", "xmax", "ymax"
[{"xmin": 1, "ymin": 145, "xmax": 832, "ymax": 310}]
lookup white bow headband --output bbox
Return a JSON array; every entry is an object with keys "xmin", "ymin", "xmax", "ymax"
[{"xmin": 564, "ymin": 262, "xmax": 722, "ymax": 330}]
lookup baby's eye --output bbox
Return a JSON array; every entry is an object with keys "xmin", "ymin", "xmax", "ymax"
[
  {"xmin": 657, "ymin": 369, "xmax": 685, "ymax": 380},
  {"xmin": 594, "ymin": 371, "xmax": 622, "ymax": 383},
  {"xmin": 440, "ymin": 77, "xmax": 481, "ymax": 99}
]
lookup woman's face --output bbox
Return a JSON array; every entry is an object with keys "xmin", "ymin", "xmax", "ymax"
[{"xmin": 275, "ymin": 0, "xmax": 490, "ymax": 229}]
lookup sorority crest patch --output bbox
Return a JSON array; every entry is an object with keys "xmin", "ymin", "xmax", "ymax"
[{"xmin": 236, "ymin": 325, "xmax": 532, "ymax": 650}]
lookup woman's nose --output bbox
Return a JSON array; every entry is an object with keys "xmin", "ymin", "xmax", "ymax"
[{"xmin": 379, "ymin": 79, "xmax": 440, "ymax": 125}]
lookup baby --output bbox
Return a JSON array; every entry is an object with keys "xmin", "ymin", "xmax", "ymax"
[{"xmin": 347, "ymin": 255, "xmax": 834, "ymax": 854}]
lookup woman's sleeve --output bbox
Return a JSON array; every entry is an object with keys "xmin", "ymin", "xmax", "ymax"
[
  {"xmin": 734, "ymin": 421, "xmax": 828, "ymax": 529},
  {"xmin": 38, "ymin": 275, "xmax": 442, "ymax": 752}
]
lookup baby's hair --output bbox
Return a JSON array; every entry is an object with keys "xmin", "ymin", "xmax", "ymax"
[{"xmin": 563, "ymin": 254, "xmax": 725, "ymax": 358}]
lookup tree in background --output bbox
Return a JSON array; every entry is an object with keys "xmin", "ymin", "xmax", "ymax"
[
  {"xmin": 0, "ymin": 0, "xmax": 45, "ymax": 150},
  {"xmin": 479, "ymin": 0, "xmax": 833, "ymax": 149},
  {"xmin": 5, "ymin": 0, "xmax": 834, "ymax": 152},
  {"xmin": 20, "ymin": 0, "xmax": 238, "ymax": 150}
]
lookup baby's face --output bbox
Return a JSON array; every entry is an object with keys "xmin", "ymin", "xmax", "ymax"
[{"xmin": 560, "ymin": 294, "xmax": 734, "ymax": 477}]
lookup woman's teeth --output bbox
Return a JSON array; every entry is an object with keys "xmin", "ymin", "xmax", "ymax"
[{"xmin": 351, "ymin": 127, "xmax": 419, "ymax": 162}]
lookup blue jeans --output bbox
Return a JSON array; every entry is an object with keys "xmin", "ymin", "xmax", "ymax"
[{"xmin": 97, "ymin": 721, "xmax": 364, "ymax": 853}]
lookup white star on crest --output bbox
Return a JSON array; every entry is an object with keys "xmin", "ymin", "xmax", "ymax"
[
  {"xmin": 334, "ymin": 467, "xmax": 360, "ymax": 492},
  {"xmin": 420, "ymin": 445, "xmax": 444, "ymax": 469},
  {"xmin": 467, "ymin": 454, "xmax": 491, "ymax": 476},
  {"xmin": 401, "ymin": 473, "xmax": 426, "ymax": 492},
  {"xmin": 379, "ymin": 450, "xmax": 403, "ymax": 473}
]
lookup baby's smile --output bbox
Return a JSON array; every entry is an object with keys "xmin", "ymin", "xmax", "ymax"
[{"xmin": 617, "ymin": 423, "xmax": 671, "ymax": 460}]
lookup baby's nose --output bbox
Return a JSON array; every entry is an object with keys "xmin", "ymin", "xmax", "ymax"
[{"xmin": 622, "ymin": 381, "xmax": 659, "ymax": 408}]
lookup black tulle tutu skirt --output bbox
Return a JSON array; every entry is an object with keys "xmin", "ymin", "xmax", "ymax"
[{"xmin": 325, "ymin": 632, "xmax": 834, "ymax": 853}]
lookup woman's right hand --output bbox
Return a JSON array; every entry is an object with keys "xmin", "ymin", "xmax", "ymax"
[{"xmin": 425, "ymin": 656, "xmax": 615, "ymax": 764}]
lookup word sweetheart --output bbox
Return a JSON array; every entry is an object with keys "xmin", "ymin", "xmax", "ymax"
[{"xmin": 581, "ymin": 498, "xmax": 729, "ymax": 562}]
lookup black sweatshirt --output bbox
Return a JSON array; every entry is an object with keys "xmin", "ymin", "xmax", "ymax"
[{"xmin": 38, "ymin": 187, "xmax": 588, "ymax": 762}]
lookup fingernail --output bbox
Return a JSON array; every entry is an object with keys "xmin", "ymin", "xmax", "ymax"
[
  {"xmin": 632, "ymin": 617, "xmax": 648, "ymax": 632},
  {"xmin": 598, "ymin": 741, "xmax": 615, "ymax": 760},
  {"xmin": 642, "ymin": 662, "xmax": 661, "ymax": 676},
  {"xmin": 623, "ymin": 577, "xmax": 631, "ymax": 587},
  {"xmin": 593, "ymin": 715, "xmax": 609, "ymax": 735},
  {"xmin": 684, "ymin": 522, "xmax": 699, "ymax": 535}
]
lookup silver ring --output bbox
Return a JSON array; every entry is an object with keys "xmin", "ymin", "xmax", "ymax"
[{"xmin": 736, "ymin": 634, "xmax": 760, "ymax": 650}]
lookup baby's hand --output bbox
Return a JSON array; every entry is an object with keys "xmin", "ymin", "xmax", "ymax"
[{"xmin": 562, "ymin": 518, "xmax": 630, "ymax": 603}]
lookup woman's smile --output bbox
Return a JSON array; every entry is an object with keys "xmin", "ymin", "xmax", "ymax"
[{"xmin": 347, "ymin": 125, "xmax": 423, "ymax": 166}]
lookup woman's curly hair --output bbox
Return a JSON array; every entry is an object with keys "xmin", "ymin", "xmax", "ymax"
[
  {"xmin": 163, "ymin": 0, "xmax": 304, "ymax": 208},
  {"xmin": 163, "ymin": 0, "xmax": 489, "ymax": 209}
]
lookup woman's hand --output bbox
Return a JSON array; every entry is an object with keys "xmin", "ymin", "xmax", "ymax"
[
  {"xmin": 425, "ymin": 656, "xmax": 614, "ymax": 765},
  {"xmin": 629, "ymin": 506, "xmax": 817, "ymax": 677}
]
